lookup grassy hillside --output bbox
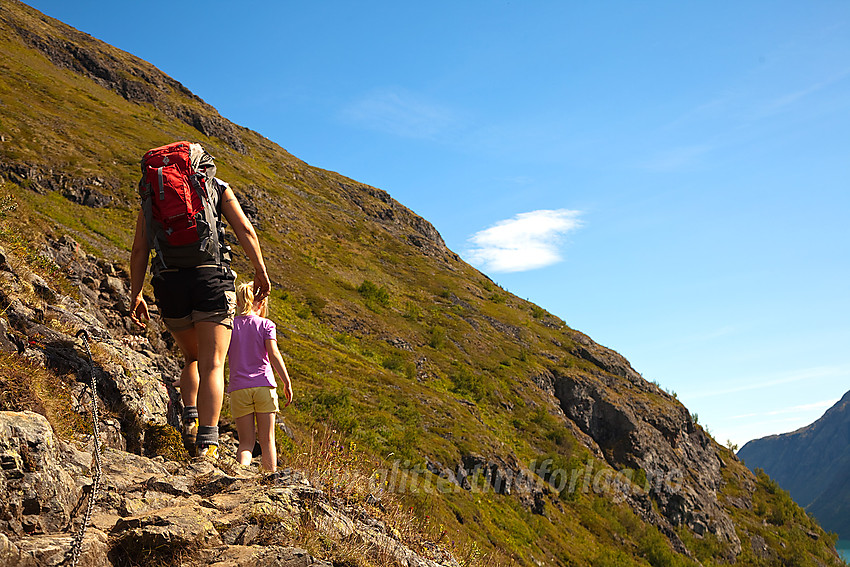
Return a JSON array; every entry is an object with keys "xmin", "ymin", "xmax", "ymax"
[{"xmin": 0, "ymin": 1, "xmax": 842, "ymax": 565}]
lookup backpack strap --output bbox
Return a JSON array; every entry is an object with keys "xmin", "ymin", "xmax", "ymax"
[
  {"xmin": 156, "ymin": 167, "xmax": 166, "ymax": 200},
  {"xmin": 138, "ymin": 177, "xmax": 168, "ymax": 272},
  {"xmin": 190, "ymin": 174, "xmax": 224, "ymax": 268}
]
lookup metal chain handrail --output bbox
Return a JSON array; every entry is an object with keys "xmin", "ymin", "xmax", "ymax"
[{"xmin": 64, "ymin": 330, "xmax": 103, "ymax": 567}]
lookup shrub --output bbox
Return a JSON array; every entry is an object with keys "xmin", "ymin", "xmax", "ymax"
[
  {"xmin": 428, "ymin": 326, "xmax": 446, "ymax": 349},
  {"xmin": 403, "ymin": 301, "xmax": 421, "ymax": 320},
  {"xmin": 309, "ymin": 389, "xmax": 356, "ymax": 434},
  {"xmin": 358, "ymin": 280, "xmax": 391, "ymax": 311},
  {"xmin": 449, "ymin": 367, "xmax": 489, "ymax": 401},
  {"xmin": 530, "ymin": 305, "xmax": 546, "ymax": 319},
  {"xmin": 638, "ymin": 527, "xmax": 692, "ymax": 567},
  {"xmin": 304, "ymin": 295, "xmax": 326, "ymax": 317},
  {"xmin": 381, "ymin": 355, "xmax": 415, "ymax": 379}
]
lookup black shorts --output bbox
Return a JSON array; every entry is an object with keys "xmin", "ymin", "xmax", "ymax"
[{"xmin": 151, "ymin": 266, "xmax": 236, "ymax": 332}]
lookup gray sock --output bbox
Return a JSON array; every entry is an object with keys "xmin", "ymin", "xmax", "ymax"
[
  {"xmin": 182, "ymin": 406, "xmax": 198, "ymax": 423},
  {"xmin": 196, "ymin": 425, "xmax": 219, "ymax": 448}
]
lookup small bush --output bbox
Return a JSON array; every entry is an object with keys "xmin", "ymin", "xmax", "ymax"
[
  {"xmin": 403, "ymin": 301, "xmax": 421, "ymax": 320},
  {"xmin": 382, "ymin": 354, "xmax": 415, "ymax": 379},
  {"xmin": 382, "ymin": 354, "xmax": 406, "ymax": 372},
  {"xmin": 449, "ymin": 367, "xmax": 489, "ymax": 401},
  {"xmin": 309, "ymin": 389, "xmax": 356, "ymax": 434},
  {"xmin": 428, "ymin": 326, "xmax": 446, "ymax": 349},
  {"xmin": 304, "ymin": 295, "xmax": 326, "ymax": 317},
  {"xmin": 358, "ymin": 280, "xmax": 391, "ymax": 311}
]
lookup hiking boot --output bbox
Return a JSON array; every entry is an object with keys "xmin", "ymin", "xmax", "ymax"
[
  {"xmin": 182, "ymin": 418, "xmax": 199, "ymax": 457},
  {"xmin": 198, "ymin": 443, "xmax": 219, "ymax": 460},
  {"xmin": 197, "ymin": 444, "xmax": 250, "ymax": 476}
]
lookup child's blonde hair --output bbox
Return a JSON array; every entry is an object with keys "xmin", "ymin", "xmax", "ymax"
[{"xmin": 235, "ymin": 281, "xmax": 267, "ymax": 317}]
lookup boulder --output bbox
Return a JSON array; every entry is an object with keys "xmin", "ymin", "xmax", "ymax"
[{"xmin": 0, "ymin": 411, "xmax": 79, "ymax": 536}]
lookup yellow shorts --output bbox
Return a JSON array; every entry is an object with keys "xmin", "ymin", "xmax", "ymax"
[{"xmin": 230, "ymin": 386, "xmax": 279, "ymax": 419}]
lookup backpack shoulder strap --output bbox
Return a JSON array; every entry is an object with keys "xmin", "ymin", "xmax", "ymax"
[
  {"xmin": 138, "ymin": 177, "xmax": 167, "ymax": 271},
  {"xmin": 194, "ymin": 176, "xmax": 224, "ymax": 266}
]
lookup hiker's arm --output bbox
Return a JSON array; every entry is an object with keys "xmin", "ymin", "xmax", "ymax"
[
  {"xmin": 129, "ymin": 209, "xmax": 151, "ymax": 327},
  {"xmin": 221, "ymin": 186, "xmax": 271, "ymax": 300},
  {"xmin": 266, "ymin": 338, "xmax": 293, "ymax": 407}
]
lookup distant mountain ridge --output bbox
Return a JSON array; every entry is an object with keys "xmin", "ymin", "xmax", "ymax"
[{"xmin": 738, "ymin": 391, "xmax": 850, "ymax": 537}]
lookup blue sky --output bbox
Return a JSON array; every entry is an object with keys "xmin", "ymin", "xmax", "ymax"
[{"xmin": 25, "ymin": 1, "xmax": 850, "ymax": 448}]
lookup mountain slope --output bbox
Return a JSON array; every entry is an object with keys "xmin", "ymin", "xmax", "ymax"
[
  {"xmin": 739, "ymin": 390, "xmax": 850, "ymax": 537},
  {"xmin": 0, "ymin": 0, "xmax": 842, "ymax": 564}
]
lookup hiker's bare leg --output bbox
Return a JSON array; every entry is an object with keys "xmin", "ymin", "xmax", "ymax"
[
  {"xmin": 195, "ymin": 321, "xmax": 231, "ymax": 427},
  {"xmin": 170, "ymin": 326, "xmax": 199, "ymax": 408},
  {"xmin": 235, "ymin": 413, "xmax": 257, "ymax": 466}
]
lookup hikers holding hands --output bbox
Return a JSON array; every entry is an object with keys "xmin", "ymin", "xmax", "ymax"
[{"xmin": 129, "ymin": 141, "xmax": 272, "ymax": 459}]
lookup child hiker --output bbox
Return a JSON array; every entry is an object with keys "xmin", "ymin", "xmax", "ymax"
[{"xmin": 228, "ymin": 281, "xmax": 293, "ymax": 472}]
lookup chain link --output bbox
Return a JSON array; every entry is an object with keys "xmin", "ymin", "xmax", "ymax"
[{"xmin": 64, "ymin": 330, "xmax": 103, "ymax": 567}]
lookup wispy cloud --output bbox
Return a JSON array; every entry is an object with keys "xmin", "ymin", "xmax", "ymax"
[
  {"xmin": 637, "ymin": 144, "xmax": 714, "ymax": 171},
  {"xmin": 731, "ymin": 399, "xmax": 838, "ymax": 420},
  {"xmin": 760, "ymin": 67, "xmax": 850, "ymax": 116},
  {"xmin": 465, "ymin": 209, "xmax": 583, "ymax": 273},
  {"xmin": 341, "ymin": 87, "xmax": 456, "ymax": 139},
  {"xmin": 686, "ymin": 365, "xmax": 850, "ymax": 400}
]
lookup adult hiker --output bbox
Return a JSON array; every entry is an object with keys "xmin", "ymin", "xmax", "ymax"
[{"xmin": 129, "ymin": 141, "xmax": 271, "ymax": 458}]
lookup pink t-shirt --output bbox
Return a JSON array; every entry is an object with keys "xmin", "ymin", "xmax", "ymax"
[{"xmin": 227, "ymin": 314, "xmax": 277, "ymax": 392}]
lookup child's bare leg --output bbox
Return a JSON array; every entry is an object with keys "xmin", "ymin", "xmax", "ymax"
[
  {"xmin": 235, "ymin": 413, "xmax": 257, "ymax": 466},
  {"xmin": 256, "ymin": 412, "xmax": 277, "ymax": 472}
]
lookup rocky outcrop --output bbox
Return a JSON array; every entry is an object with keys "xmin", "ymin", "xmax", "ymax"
[
  {"xmin": 0, "ymin": 163, "xmax": 117, "ymax": 208},
  {"xmin": 546, "ymin": 334, "xmax": 743, "ymax": 557},
  {"xmin": 425, "ymin": 453, "xmax": 553, "ymax": 517},
  {"xmin": 0, "ymin": 411, "xmax": 453, "ymax": 567},
  {"xmin": 332, "ymin": 180, "xmax": 446, "ymax": 252},
  {"xmin": 0, "ymin": 236, "xmax": 182, "ymax": 452}
]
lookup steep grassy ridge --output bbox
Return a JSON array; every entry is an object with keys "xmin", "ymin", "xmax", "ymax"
[{"xmin": 0, "ymin": 1, "xmax": 842, "ymax": 565}]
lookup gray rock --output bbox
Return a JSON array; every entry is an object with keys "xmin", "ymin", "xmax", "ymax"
[
  {"xmin": 549, "ymin": 339, "xmax": 743, "ymax": 557},
  {"xmin": 0, "ymin": 411, "xmax": 79, "ymax": 536},
  {"xmin": 13, "ymin": 529, "xmax": 109, "ymax": 567}
]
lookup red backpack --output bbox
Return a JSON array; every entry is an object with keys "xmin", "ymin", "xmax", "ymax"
[{"xmin": 138, "ymin": 141, "xmax": 224, "ymax": 271}]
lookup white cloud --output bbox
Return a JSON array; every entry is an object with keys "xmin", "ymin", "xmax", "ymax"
[
  {"xmin": 465, "ymin": 209, "xmax": 583, "ymax": 273},
  {"xmin": 341, "ymin": 87, "xmax": 456, "ymax": 139},
  {"xmin": 685, "ymin": 365, "xmax": 850, "ymax": 400},
  {"xmin": 731, "ymin": 399, "xmax": 838, "ymax": 420}
]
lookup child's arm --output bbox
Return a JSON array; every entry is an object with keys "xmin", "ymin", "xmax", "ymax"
[{"xmin": 266, "ymin": 338, "xmax": 293, "ymax": 407}]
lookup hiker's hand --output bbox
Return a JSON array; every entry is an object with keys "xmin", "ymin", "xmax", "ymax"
[
  {"xmin": 254, "ymin": 269, "xmax": 271, "ymax": 301},
  {"xmin": 130, "ymin": 295, "xmax": 150, "ymax": 328},
  {"xmin": 282, "ymin": 380, "xmax": 293, "ymax": 407}
]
